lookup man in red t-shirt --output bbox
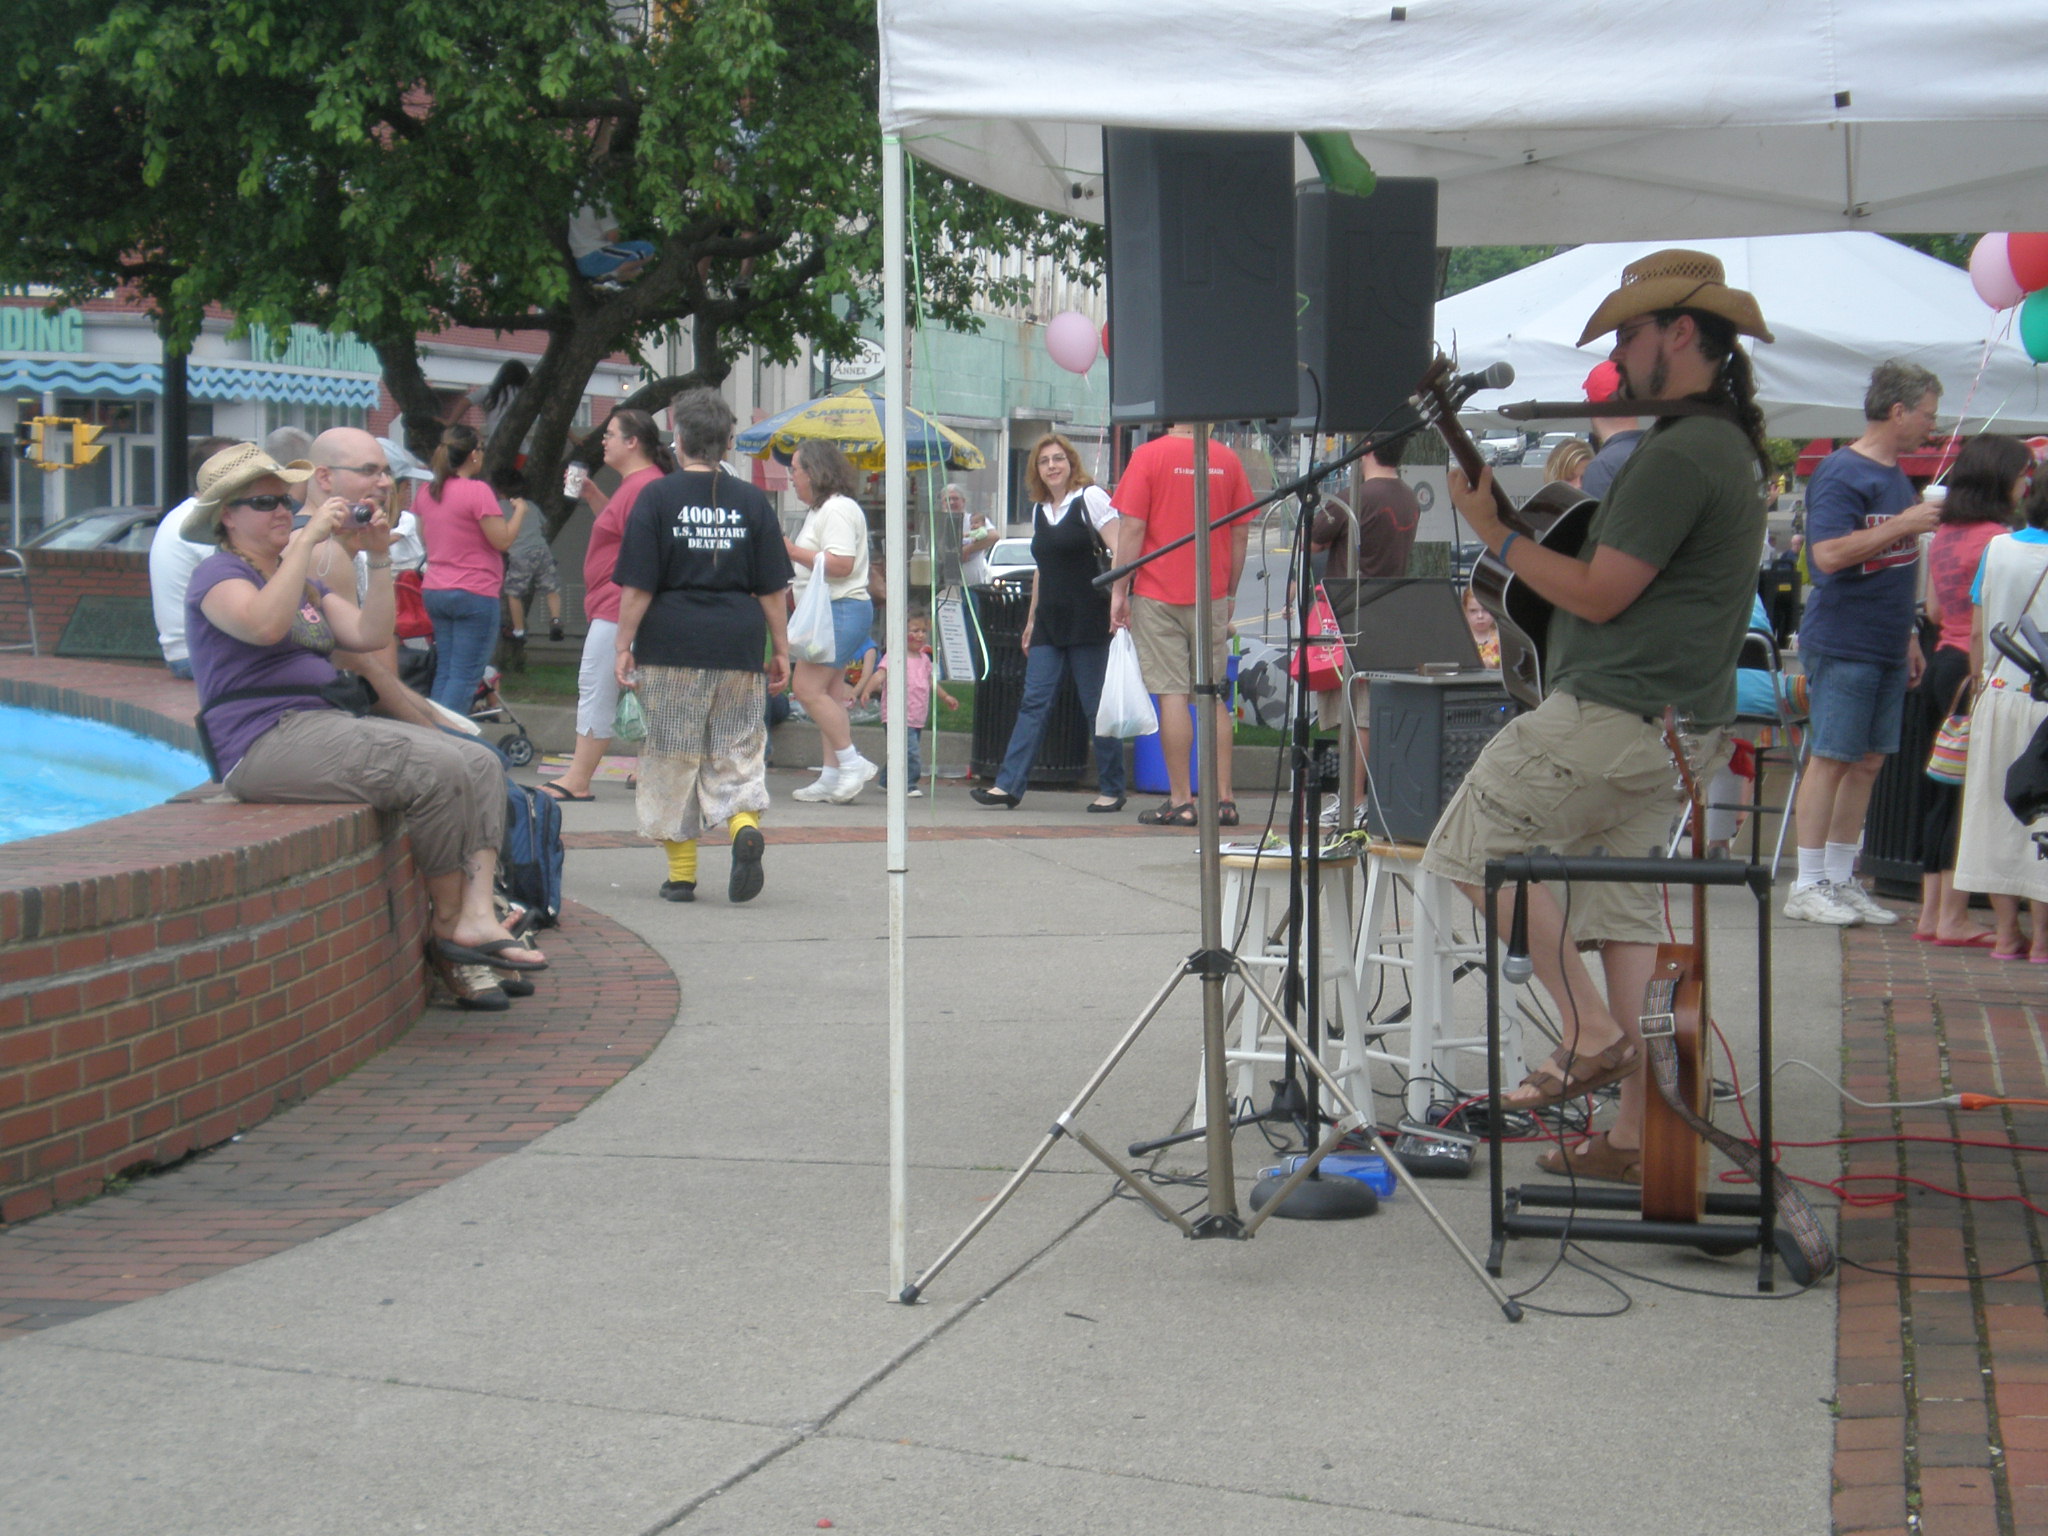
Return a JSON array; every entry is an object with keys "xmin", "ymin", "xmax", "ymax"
[{"xmin": 1109, "ymin": 424, "xmax": 1253, "ymax": 825}]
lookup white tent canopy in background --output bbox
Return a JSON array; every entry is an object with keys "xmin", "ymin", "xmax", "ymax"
[
  {"xmin": 879, "ymin": 0, "xmax": 2048, "ymax": 240},
  {"xmin": 1436, "ymin": 234, "xmax": 2048, "ymax": 439}
]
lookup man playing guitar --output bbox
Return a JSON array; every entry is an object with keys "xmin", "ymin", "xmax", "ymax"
[{"xmin": 1420, "ymin": 250, "xmax": 1775, "ymax": 1181}]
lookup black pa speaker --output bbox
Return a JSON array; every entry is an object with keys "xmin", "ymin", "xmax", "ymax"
[
  {"xmin": 1104, "ymin": 129, "xmax": 1297, "ymax": 424},
  {"xmin": 1295, "ymin": 177, "xmax": 1438, "ymax": 434}
]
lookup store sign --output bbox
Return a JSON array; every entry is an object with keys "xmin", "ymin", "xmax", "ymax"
[
  {"xmin": 245, "ymin": 322, "xmax": 380, "ymax": 375},
  {"xmin": 825, "ymin": 337, "xmax": 887, "ymax": 383},
  {"xmin": 0, "ymin": 306, "xmax": 85, "ymax": 354}
]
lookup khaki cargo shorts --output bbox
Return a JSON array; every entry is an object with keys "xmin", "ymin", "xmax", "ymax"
[
  {"xmin": 1420, "ymin": 692, "xmax": 1725, "ymax": 945},
  {"xmin": 1130, "ymin": 595, "xmax": 1229, "ymax": 698}
]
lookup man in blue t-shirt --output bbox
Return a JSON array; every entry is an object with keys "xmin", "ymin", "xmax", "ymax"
[{"xmin": 1785, "ymin": 361, "xmax": 1945, "ymax": 927}]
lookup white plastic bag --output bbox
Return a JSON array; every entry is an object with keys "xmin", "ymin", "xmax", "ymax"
[
  {"xmin": 1095, "ymin": 629, "xmax": 1159, "ymax": 739},
  {"xmin": 787, "ymin": 564, "xmax": 837, "ymax": 664}
]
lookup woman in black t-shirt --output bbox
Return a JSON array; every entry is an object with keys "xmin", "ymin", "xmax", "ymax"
[{"xmin": 970, "ymin": 434, "xmax": 1128, "ymax": 812}]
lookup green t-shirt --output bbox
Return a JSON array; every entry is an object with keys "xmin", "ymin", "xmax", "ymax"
[{"xmin": 1545, "ymin": 414, "xmax": 1765, "ymax": 727}]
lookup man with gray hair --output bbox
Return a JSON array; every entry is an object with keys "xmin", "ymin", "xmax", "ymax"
[
  {"xmin": 149, "ymin": 433, "xmax": 240, "ymax": 676},
  {"xmin": 612, "ymin": 388, "xmax": 792, "ymax": 904},
  {"xmin": 1784, "ymin": 360, "xmax": 1945, "ymax": 926}
]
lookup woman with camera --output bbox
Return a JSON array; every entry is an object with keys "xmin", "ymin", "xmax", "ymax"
[{"xmin": 185, "ymin": 443, "xmax": 545, "ymax": 1008}]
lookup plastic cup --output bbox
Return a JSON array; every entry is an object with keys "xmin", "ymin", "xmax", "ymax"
[
  {"xmin": 1924, "ymin": 484, "xmax": 1948, "ymax": 506},
  {"xmin": 563, "ymin": 463, "xmax": 589, "ymax": 499}
]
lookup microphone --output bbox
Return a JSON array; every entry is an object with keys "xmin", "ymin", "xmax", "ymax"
[
  {"xmin": 1502, "ymin": 879, "xmax": 1533, "ymax": 986},
  {"xmin": 1451, "ymin": 361, "xmax": 1515, "ymax": 399}
]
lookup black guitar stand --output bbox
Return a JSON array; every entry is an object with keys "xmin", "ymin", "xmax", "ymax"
[{"xmin": 1481, "ymin": 852, "xmax": 1788, "ymax": 1292}]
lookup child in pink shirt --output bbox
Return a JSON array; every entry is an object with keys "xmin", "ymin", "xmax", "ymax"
[{"xmin": 857, "ymin": 613, "xmax": 958, "ymax": 794}]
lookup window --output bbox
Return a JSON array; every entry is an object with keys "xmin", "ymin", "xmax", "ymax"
[{"xmin": 263, "ymin": 402, "xmax": 365, "ymax": 437}]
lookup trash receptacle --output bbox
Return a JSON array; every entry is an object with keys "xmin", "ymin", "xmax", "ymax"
[
  {"xmin": 1131, "ymin": 655, "xmax": 1240, "ymax": 797},
  {"xmin": 967, "ymin": 583, "xmax": 1091, "ymax": 787}
]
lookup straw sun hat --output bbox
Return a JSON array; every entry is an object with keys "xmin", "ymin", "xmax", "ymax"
[
  {"xmin": 1577, "ymin": 248, "xmax": 1776, "ymax": 348},
  {"xmin": 180, "ymin": 442, "xmax": 315, "ymax": 541}
]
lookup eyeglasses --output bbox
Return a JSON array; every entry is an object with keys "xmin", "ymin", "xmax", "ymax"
[
  {"xmin": 332, "ymin": 462, "xmax": 394, "ymax": 479},
  {"xmin": 227, "ymin": 494, "xmax": 302, "ymax": 512},
  {"xmin": 1614, "ymin": 318, "xmax": 1659, "ymax": 348}
]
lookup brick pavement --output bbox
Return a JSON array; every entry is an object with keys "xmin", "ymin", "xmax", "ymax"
[
  {"xmin": 0, "ymin": 899, "xmax": 676, "ymax": 1340},
  {"xmin": 1834, "ymin": 910, "xmax": 2048, "ymax": 1536}
]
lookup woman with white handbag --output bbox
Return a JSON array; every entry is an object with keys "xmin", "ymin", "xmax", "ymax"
[{"xmin": 784, "ymin": 441, "xmax": 878, "ymax": 803}]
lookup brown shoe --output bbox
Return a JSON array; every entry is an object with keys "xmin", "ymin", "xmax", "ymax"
[
  {"xmin": 1504, "ymin": 1037, "xmax": 1640, "ymax": 1110},
  {"xmin": 1535, "ymin": 1132, "xmax": 1642, "ymax": 1185}
]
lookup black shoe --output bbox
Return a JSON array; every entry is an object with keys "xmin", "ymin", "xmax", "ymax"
[
  {"xmin": 1086, "ymin": 795, "xmax": 1127, "ymax": 813},
  {"xmin": 550, "ymin": 623, "xmax": 564, "ymax": 642},
  {"xmin": 728, "ymin": 825, "xmax": 765, "ymax": 904},
  {"xmin": 971, "ymin": 786, "xmax": 1020, "ymax": 808},
  {"xmin": 494, "ymin": 973, "xmax": 537, "ymax": 998},
  {"xmin": 660, "ymin": 880, "xmax": 697, "ymax": 902}
]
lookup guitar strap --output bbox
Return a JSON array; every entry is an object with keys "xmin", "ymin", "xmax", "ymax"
[{"xmin": 1638, "ymin": 993, "xmax": 1836, "ymax": 1282}]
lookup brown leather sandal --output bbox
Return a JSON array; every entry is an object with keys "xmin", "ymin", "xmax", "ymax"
[
  {"xmin": 1505, "ymin": 1038, "xmax": 1640, "ymax": 1109},
  {"xmin": 1535, "ymin": 1132, "xmax": 1642, "ymax": 1185}
]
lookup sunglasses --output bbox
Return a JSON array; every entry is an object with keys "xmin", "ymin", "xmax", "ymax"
[{"xmin": 228, "ymin": 494, "xmax": 302, "ymax": 512}]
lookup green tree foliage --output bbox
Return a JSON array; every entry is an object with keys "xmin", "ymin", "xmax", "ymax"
[
  {"xmin": 1437, "ymin": 245, "xmax": 1559, "ymax": 299},
  {"xmin": 0, "ymin": 0, "xmax": 1096, "ymax": 522}
]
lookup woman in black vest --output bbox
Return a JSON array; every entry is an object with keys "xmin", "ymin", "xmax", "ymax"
[{"xmin": 972, "ymin": 434, "xmax": 1128, "ymax": 811}]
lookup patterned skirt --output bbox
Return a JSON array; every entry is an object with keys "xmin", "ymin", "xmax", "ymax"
[{"xmin": 634, "ymin": 666, "xmax": 769, "ymax": 844}]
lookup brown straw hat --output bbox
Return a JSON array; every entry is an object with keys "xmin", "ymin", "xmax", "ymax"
[
  {"xmin": 180, "ymin": 443, "xmax": 315, "ymax": 541},
  {"xmin": 1577, "ymin": 249, "xmax": 1775, "ymax": 347}
]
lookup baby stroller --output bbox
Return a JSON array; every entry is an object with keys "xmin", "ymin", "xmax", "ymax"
[
  {"xmin": 470, "ymin": 664, "xmax": 537, "ymax": 768},
  {"xmin": 1992, "ymin": 618, "xmax": 2048, "ymax": 857},
  {"xmin": 394, "ymin": 645, "xmax": 536, "ymax": 767}
]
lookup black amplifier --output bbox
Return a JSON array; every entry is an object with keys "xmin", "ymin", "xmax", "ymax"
[{"xmin": 1363, "ymin": 673, "xmax": 1515, "ymax": 843}]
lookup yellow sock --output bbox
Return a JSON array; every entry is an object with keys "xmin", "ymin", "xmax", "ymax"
[
  {"xmin": 664, "ymin": 839, "xmax": 699, "ymax": 883},
  {"xmin": 728, "ymin": 810, "xmax": 761, "ymax": 839}
]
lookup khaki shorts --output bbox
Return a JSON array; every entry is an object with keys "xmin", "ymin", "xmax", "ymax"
[
  {"xmin": 1130, "ymin": 595, "xmax": 1229, "ymax": 698},
  {"xmin": 1420, "ymin": 692, "xmax": 1725, "ymax": 945}
]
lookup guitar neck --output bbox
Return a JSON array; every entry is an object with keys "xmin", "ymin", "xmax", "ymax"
[{"xmin": 1417, "ymin": 361, "xmax": 1541, "ymax": 539}]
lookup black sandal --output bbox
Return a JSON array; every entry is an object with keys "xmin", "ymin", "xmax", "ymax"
[
  {"xmin": 1216, "ymin": 800, "xmax": 1239, "ymax": 827},
  {"xmin": 1137, "ymin": 801, "xmax": 1196, "ymax": 827}
]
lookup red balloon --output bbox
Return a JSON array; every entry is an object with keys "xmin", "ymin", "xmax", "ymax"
[
  {"xmin": 2010, "ymin": 232, "xmax": 2048, "ymax": 293},
  {"xmin": 1099, "ymin": 322, "xmax": 1110, "ymax": 359}
]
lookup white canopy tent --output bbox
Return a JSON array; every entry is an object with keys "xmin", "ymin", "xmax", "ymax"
[
  {"xmin": 1434, "ymin": 233, "xmax": 2048, "ymax": 439},
  {"xmin": 868, "ymin": 1, "xmax": 2048, "ymax": 1292}
]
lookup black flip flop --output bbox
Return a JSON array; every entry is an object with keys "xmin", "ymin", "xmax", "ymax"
[
  {"xmin": 539, "ymin": 783, "xmax": 595, "ymax": 803},
  {"xmin": 432, "ymin": 936, "xmax": 549, "ymax": 972}
]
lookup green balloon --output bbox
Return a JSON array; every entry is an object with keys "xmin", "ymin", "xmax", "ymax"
[{"xmin": 2024, "ymin": 287, "xmax": 2048, "ymax": 365}]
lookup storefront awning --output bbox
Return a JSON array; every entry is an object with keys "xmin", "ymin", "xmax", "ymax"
[{"xmin": 0, "ymin": 359, "xmax": 380, "ymax": 409}]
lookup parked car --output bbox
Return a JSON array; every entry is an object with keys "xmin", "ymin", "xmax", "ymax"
[
  {"xmin": 984, "ymin": 536, "xmax": 1036, "ymax": 585},
  {"xmin": 1476, "ymin": 434, "xmax": 1525, "ymax": 467},
  {"xmin": 21, "ymin": 505, "xmax": 165, "ymax": 553}
]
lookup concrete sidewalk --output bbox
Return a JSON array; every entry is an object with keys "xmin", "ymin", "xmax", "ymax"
[{"xmin": 0, "ymin": 771, "xmax": 1847, "ymax": 1535}]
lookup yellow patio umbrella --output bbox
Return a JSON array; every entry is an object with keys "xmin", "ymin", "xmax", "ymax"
[{"xmin": 734, "ymin": 385, "xmax": 985, "ymax": 472}]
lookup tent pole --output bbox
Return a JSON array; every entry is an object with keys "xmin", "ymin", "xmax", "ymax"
[{"xmin": 883, "ymin": 132, "xmax": 910, "ymax": 1299}]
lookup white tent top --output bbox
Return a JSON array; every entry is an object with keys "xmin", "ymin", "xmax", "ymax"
[
  {"xmin": 879, "ymin": 0, "xmax": 2048, "ymax": 241},
  {"xmin": 1436, "ymin": 233, "xmax": 2048, "ymax": 438}
]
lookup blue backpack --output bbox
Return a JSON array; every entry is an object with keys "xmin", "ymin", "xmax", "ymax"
[{"xmin": 501, "ymin": 780, "xmax": 564, "ymax": 928}]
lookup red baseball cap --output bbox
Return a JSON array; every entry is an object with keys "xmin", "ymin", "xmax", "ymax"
[{"xmin": 1583, "ymin": 361, "xmax": 1623, "ymax": 402}]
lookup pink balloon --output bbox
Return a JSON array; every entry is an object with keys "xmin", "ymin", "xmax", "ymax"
[
  {"xmin": 1971, "ymin": 233, "xmax": 2026, "ymax": 310},
  {"xmin": 1045, "ymin": 310, "xmax": 1099, "ymax": 375}
]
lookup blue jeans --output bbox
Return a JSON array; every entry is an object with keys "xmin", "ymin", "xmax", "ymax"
[
  {"xmin": 425, "ymin": 588, "xmax": 501, "ymax": 713},
  {"xmin": 879, "ymin": 726, "xmax": 923, "ymax": 787},
  {"xmin": 996, "ymin": 640, "xmax": 1127, "ymax": 800},
  {"xmin": 831, "ymin": 596, "xmax": 875, "ymax": 667}
]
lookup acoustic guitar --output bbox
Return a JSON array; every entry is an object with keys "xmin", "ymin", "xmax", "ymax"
[
  {"xmin": 1412, "ymin": 357, "xmax": 1597, "ymax": 710},
  {"xmin": 1638, "ymin": 713, "xmax": 1710, "ymax": 1222}
]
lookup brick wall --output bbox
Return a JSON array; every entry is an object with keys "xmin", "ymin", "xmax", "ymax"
[
  {"xmin": 0, "ymin": 549, "xmax": 153, "ymax": 656},
  {"xmin": 0, "ymin": 659, "xmax": 431, "ymax": 1224}
]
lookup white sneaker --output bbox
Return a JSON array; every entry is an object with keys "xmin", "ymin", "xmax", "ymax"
[
  {"xmin": 906, "ymin": 786, "xmax": 925, "ymax": 798},
  {"xmin": 826, "ymin": 769, "xmax": 870, "ymax": 803},
  {"xmin": 1783, "ymin": 880, "xmax": 1862, "ymax": 926},
  {"xmin": 845, "ymin": 755, "xmax": 880, "ymax": 785},
  {"xmin": 1829, "ymin": 879, "xmax": 1900, "ymax": 926},
  {"xmin": 792, "ymin": 773, "xmax": 842, "ymax": 802}
]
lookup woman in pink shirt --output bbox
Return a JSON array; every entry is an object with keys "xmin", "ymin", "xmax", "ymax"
[
  {"xmin": 1917, "ymin": 433, "xmax": 2030, "ymax": 942},
  {"xmin": 417, "ymin": 424, "xmax": 525, "ymax": 712},
  {"xmin": 544, "ymin": 409, "xmax": 674, "ymax": 802}
]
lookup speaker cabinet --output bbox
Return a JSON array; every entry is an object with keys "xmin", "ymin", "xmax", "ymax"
[
  {"xmin": 1296, "ymin": 177, "xmax": 1438, "ymax": 435},
  {"xmin": 1104, "ymin": 129, "xmax": 1298, "ymax": 424}
]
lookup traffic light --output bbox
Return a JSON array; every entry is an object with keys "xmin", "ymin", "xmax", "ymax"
[
  {"xmin": 11, "ymin": 421, "xmax": 29, "ymax": 462},
  {"xmin": 71, "ymin": 422, "xmax": 105, "ymax": 466}
]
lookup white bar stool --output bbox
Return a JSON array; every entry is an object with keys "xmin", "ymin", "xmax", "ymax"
[
  {"xmin": 1193, "ymin": 848, "xmax": 1366, "ymax": 1128},
  {"xmin": 1348, "ymin": 839, "xmax": 1508, "ymax": 1122}
]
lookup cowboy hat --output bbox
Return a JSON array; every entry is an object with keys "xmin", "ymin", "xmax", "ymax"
[
  {"xmin": 1577, "ymin": 249, "xmax": 1775, "ymax": 347},
  {"xmin": 180, "ymin": 443, "xmax": 315, "ymax": 541}
]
